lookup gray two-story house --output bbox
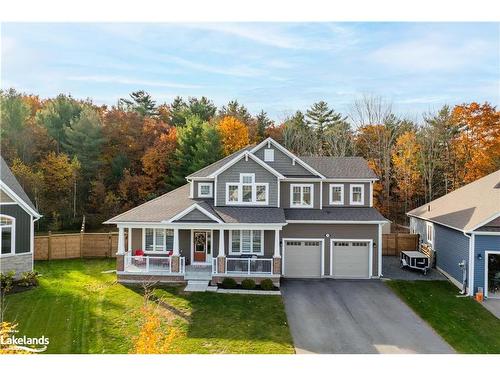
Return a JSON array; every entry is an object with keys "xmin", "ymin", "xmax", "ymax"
[
  {"xmin": 1, "ymin": 156, "xmax": 41, "ymax": 278},
  {"xmin": 105, "ymin": 138, "xmax": 388, "ymax": 287}
]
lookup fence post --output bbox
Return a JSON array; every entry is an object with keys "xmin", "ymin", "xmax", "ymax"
[
  {"xmin": 80, "ymin": 231, "xmax": 84, "ymax": 259},
  {"xmin": 64, "ymin": 236, "xmax": 68, "ymax": 258},
  {"xmin": 395, "ymin": 233, "xmax": 399, "ymax": 257},
  {"xmin": 48, "ymin": 231, "xmax": 52, "ymax": 260},
  {"xmin": 108, "ymin": 232, "xmax": 112, "ymax": 258}
]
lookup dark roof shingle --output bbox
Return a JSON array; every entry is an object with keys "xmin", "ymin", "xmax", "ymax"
[
  {"xmin": 284, "ymin": 207, "xmax": 387, "ymax": 222},
  {"xmin": 299, "ymin": 156, "xmax": 378, "ymax": 179}
]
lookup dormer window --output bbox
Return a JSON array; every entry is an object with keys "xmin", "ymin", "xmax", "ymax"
[
  {"xmin": 198, "ymin": 182, "xmax": 213, "ymax": 198},
  {"xmin": 226, "ymin": 173, "xmax": 268, "ymax": 205},
  {"xmin": 350, "ymin": 184, "xmax": 364, "ymax": 205},
  {"xmin": 264, "ymin": 149, "xmax": 275, "ymax": 162}
]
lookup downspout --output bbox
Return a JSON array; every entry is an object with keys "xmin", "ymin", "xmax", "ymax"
[{"xmin": 463, "ymin": 232, "xmax": 474, "ymax": 296}]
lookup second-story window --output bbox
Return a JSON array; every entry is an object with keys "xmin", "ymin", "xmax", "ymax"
[
  {"xmin": 290, "ymin": 184, "xmax": 313, "ymax": 208},
  {"xmin": 350, "ymin": 184, "xmax": 364, "ymax": 205},
  {"xmin": 198, "ymin": 182, "xmax": 213, "ymax": 198},
  {"xmin": 329, "ymin": 184, "xmax": 344, "ymax": 205},
  {"xmin": 226, "ymin": 174, "xmax": 268, "ymax": 205}
]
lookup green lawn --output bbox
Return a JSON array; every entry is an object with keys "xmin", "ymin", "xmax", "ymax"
[
  {"xmin": 386, "ymin": 280, "xmax": 500, "ymax": 353},
  {"xmin": 3, "ymin": 259, "xmax": 294, "ymax": 354}
]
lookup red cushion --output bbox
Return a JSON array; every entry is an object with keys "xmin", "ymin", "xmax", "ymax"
[
  {"xmin": 167, "ymin": 250, "xmax": 173, "ymax": 256},
  {"xmin": 134, "ymin": 249, "xmax": 144, "ymax": 256}
]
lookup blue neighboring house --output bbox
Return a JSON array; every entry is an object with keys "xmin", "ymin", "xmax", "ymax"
[{"xmin": 407, "ymin": 170, "xmax": 500, "ymax": 299}]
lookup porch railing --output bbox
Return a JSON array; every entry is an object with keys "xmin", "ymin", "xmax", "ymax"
[
  {"xmin": 124, "ymin": 254, "xmax": 185, "ymax": 274},
  {"xmin": 226, "ymin": 258, "xmax": 273, "ymax": 275}
]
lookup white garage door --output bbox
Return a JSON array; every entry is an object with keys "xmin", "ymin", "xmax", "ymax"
[
  {"xmin": 332, "ymin": 241, "xmax": 370, "ymax": 278},
  {"xmin": 284, "ymin": 240, "xmax": 322, "ymax": 278}
]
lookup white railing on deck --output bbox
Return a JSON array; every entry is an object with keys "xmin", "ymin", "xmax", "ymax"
[
  {"xmin": 226, "ymin": 258, "xmax": 273, "ymax": 275},
  {"xmin": 124, "ymin": 254, "xmax": 185, "ymax": 274}
]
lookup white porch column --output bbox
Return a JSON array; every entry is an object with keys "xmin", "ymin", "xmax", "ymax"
[
  {"xmin": 127, "ymin": 227, "xmax": 132, "ymax": 253},
  {"xmin": 173, "ymin": 228, "xmax": 180, "ymax": 256},
  {"xmin": 274, "ymin": 229, "xmax": 281, "ymax": 257},
  {"xmin": 117, "ymin": 227, "xmax": 125, "ymax": 255},
  {"xmin": 219, "ymin": 229, "xmax": 225, "ymax": 257}
]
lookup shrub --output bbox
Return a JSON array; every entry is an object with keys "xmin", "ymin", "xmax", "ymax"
[
  {"xmin": 17, "ymin": 271, "xmax": 39, "ymax": 287},
  {"xmin": 0, "ymin": 271, "xmax": 15, "ymax": 294},
  {"xmin": 221, "ymin": 277, "xmax": 237, "ymax": 289},
  {"xmin": 260, "ymin": 278, "xmax": 274, "ymax": 290},
  {"xmin": 241, "ymin": 279, "xmax": 256, "ymax": 290}
]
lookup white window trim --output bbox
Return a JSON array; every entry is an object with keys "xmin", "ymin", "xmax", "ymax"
[
  {"xmin": 290, "ymin": 184, "xmax": 314, "ymax": 208},
  {"xmin": 197, "ymin": 182, "xmax": 213, "ymax": 198},
  {"xmin": 229, "ymin": 229, "xmax": 264, "ymax": 255},
  {"xmin": 264, "ymin": 148, "xmax": 275, "ymax": 162},
  {"xmin": 329, "ymin": 184, "xmax": 344, "ymax": 205},
  {"xmin": 426, "ymin": 222, "xmax": 434, "ymax": 246},
  {"xmin": 349, "ymin": 184, "xmax": 365, "ymax": 206},
  {"xmin": 225, "ymin": 173, "xmax": 269, "ymax": 205},
  {"xmin": 0, "ymin": 215, "xmax": 15, "ymax": 256},
  {"xmin": 142, "ymin": 228, "xmax": 174, "ymax": 254}
]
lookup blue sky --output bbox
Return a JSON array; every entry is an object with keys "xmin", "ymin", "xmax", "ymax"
[{"xmin": 2, "ymin": 22, "xmax": 499, "ymax": 121}]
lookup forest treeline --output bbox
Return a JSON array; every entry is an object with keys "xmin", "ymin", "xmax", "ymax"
[{"xmin": 1, "ymin": 88, "xmax": 499, "ymax": 231}]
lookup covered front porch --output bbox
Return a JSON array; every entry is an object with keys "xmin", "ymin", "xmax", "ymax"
[{"xmin": 115, "ymin": 223, "xmax": 283, "ymax": 280}]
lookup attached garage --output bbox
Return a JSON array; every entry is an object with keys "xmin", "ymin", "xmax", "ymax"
[
  {"xmin": 283, "ymin": 239, "xmax": 323, "ymax": 278},
  {"xmin": 331, "ymin": 240, "xmax": 372, "ymax": 279}
]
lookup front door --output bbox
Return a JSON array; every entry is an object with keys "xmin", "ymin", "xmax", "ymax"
[{"xmin": 193, "ymin": 231, "xmax": 208, "ymax": 263}]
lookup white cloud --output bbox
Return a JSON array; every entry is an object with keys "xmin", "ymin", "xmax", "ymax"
[
  {"xmin": 370, "ymin": 36, "xmax": 492, "ymax": 72},
  {"xmin": 164, "ymin": 56, "xmax": 265, "ymax": 77},
  {"xmin": 67, "ymin": 75, "xmax": 202, "ymax": 89}
]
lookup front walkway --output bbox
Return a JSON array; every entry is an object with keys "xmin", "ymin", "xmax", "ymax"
[
  {"xmin": 281, "ymin": 279, "xmax": 454, "ymax": 354},
  {"xmin": 382, "ymin": 256, "xmax": 447, "ymax": 281},
  {"xmin": 483, "ymin": 299, "xmax": 500, "ymax": 319}
]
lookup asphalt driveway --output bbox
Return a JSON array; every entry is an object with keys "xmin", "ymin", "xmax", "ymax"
[{"xmin": 281, "ymin": 279, "xmax": 455, "ymax": 354}]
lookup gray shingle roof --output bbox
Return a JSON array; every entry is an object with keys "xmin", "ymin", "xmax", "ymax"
[
  {"xmin": 1, "ymin": 156, "xmax": 39, "ymax": 214},
  {"xmin": 284, "ymin": 207, "xmax": 387, "ymax": 222},
  {"xmin": 104, "ymin": 183, "xmax": 286, "ymax": 224},
  {"xmin": 407, "ymin": 170, "xmax": 500, "ymax": 232},
  {"xmin": 187, "ymin": 145, "xmax": 254, "ymax": 178},
  {"xmin": 299, "ymin": 156, "xmax": 378, "ymax": 179}
]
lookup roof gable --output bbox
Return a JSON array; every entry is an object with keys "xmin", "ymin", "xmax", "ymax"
[
  {"xmin": 0, "ymin": 156, "xmax": 40, "ymax": 217},
  {"xmin": 168, "ymin": 204, "xmax": 222, "ymax": 223},
  {"xmin": 253, "ymin": 142, "xmax": 318, "ymax": 177},
  {"xmin": 208, "ymin": 151, "xmax": 284, "ymax": 179}
]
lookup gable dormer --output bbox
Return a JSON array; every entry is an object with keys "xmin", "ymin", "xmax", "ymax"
[{"xmin": 251, "ymin": 138, "xmax": 324, "ymax": 178}]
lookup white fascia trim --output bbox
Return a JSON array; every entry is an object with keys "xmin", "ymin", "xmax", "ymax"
[
  {"xmin": 0, "ymin": 181, "xmax": 41, "ymax": 218},
  {"xmin": 323, "ymin": 178, "xmax": 378, "ymax": 182},
  {"xmin": 250, "ymin": 138, "xmax": 325, "ymax": 179},
  {"xmin": 187, "ymin": 177, "xmax": 215, "ymax": 181},
  {"xmin": 112, "ymin": 222, "xmax": 286, "ymax": 230},
  {"xmin": 208, "ymin": 151, "xmax": 284, "ymax": 179},
  {"xmin": 164, "ymin": 203, "xmax": 222, "ymax": 224},
  {"xmin": 286, "ymin": 220, "xmax": 388, "ymax": 224},
  {"xmin": 470, "ymin": 231, "xmax": 500, "ymax": 236},
  {"xmin": 468, "ymin": 212, "xmax": 500, "ymax": 232}
]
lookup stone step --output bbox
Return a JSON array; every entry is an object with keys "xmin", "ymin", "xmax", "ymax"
[
  {"xmin": 185, "ymin": 272, "xmax": 212, "ymax": 281},
  {"xmin": 184, "ymin": 280, "xmax": 210, "ymax": 292}
]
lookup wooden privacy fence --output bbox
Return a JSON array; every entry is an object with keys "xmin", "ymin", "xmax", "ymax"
[
  {"xmin": 35, "ymin": 232, "xmax": 123, "ymax": 260},
  {"xmin": 382, "ymin": 233, "xmax": 419, "ymax": 256}
]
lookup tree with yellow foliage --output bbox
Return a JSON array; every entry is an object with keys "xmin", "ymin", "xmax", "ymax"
[
  {"xmin": 217, "ymin": 116, "xmax": 250, "ymax": 156},
  {"xmin": 392, "ymin": 131, "xmax": 422, "ymax": 219}
]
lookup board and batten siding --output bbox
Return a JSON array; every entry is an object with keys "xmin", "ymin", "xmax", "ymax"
[
  {"xmin": 253, "ymin": 143, "xmax": 315, "ymax": 176},
  {"xmin": 280, "ymin": 181, "xmax": 321, "ymax": 209},
  {"xmin": 0, "ymin": 203, "xmax": 32, "ymax": 254},
  {"xmin": 282, "ymin": 223, "xmax": 380, "ymax": 277},
  {"xmin": 474, "ymin": 234, "xmax": 500, "ymax": 294},
  {"xmin": 216, "ymin": 157, "xmax": 279, "ymax": 207},
  {"xmin": 322, "ymin": 182, "xmax": 371, "ymax": 207}
]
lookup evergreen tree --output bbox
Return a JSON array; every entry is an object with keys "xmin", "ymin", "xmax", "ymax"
[
  {"xmin": 63, "ymin": 106, "xmax": 104, "ymax": 181},
  {"xmin": 306, "ymin": 101, "xmax": 347, "ymax": 155},
  {"xmin": 255, "ymin": 110, "xmax": 273, "ymax": 141},
  {"xmin": 0, "ymin": 89, "xmax": 31, "ymax": 162},
  {"xmin": 187, "ymin": 96, "xmax": 217, "ymax": 122},
  {"xmin": 119, "ymin": 90, "xmax": 157, "ymax": 117},
  {"xmin": 192, "ymin": 123, "xmax": 223, "ymax": 171},
  {"xmin": 219, "ymin": 100, "xmax": 252, "ymax": 124},
  {"xmin": 283, "ymin": 111, "xmax": 316, "ymax": 156},
  {"xmin": 168, "ymin": 96, "xmax": 188, "ymax": 127},
  {"xmin": 36, "ymin": 94, "xmax": 83, "ymax": 154}
]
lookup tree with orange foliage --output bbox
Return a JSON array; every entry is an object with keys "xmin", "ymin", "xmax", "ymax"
[
  {"xmin": 217, "ymin": 116, "xmax": 250, "ymax": 156},
  {"xmin": 451, "ymin": 102, "xmax": 500, "ymax": 184},
  {"xmin": 392, "ymin": 131, "xmax": 421, "ymax": 220}
]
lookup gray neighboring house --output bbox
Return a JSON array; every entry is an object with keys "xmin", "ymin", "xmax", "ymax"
[
  {"xmin": 408, "ymin": 170, "xmax": 500, "ymax": 299},
  {"xmin": 0, "ymin": 156, "xmax": 41, "ymax": 278},
  {"xmin": 105, "ymin": 138, "xmax": 388, "ymax": 286}
]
